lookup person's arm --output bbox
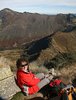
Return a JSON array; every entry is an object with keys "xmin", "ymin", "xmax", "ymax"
[{"xmin": 22, "ymin": 73, "xmax": 40, "ymax": 86}]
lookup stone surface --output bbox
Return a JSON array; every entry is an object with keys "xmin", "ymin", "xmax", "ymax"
[
  {"xmin": 0, "ymin": 75, "xmax": 21, "ymax": 100},
  {"xmin": 0, "ymin": 57, "xmax": 21, "ymax": 99},
  {"xmin": 0, "ymin": 66, "xmax": 13, "ymax": 81}
]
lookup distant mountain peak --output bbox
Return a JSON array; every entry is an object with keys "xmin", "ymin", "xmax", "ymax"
[{"xmin": 1, "ymin": 8, "xmax": 14, "ymax": 13}]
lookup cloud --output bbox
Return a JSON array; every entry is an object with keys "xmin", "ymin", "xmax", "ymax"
[
  {"xmin": 0, "ymin": 0, "xmax": 76, "ymax": 14},
  {"xmin": 0, "ymin": 0, "xmax": 76, "ymax": 6}
]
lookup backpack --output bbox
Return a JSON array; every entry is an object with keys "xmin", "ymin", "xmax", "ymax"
[
  {"xmin": 49, "ymin": 80, "xmax": 76, "ymax": 100},
  {"xmin": 49, "ymin": 79, "xmax": 69, "ymax": 100},
  {"xmin": 49, "ymin": 79, "xmax": 65, "ymax": 96}
]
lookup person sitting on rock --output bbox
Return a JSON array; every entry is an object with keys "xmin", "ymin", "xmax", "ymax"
[{"xmin": 16, "ymin": 58, "xmax": 53, "ymax": 96}]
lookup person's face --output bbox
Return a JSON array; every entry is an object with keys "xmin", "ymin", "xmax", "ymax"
[{"xmin": 21, "ymin": 61, "xmax": 29, "ymax": 72}]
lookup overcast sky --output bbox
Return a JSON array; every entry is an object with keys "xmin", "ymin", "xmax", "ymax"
[{"xmin": 0, "ymin": 0, "xmax": 76, "ymax": 14}]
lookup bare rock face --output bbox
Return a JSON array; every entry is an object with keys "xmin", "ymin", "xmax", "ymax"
[
  {"xmin": 0, "ymin": 64, "xmax": 20, "ymax": 99},
  {"xmin": 0, "ymin": 65, "xmax": 13, "ymax": 80},
  {"xmin": 0, "ymin": 76, "xmax": 20, "ymax": 99}
]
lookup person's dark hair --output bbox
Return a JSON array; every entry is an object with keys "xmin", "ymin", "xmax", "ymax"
[{"xmin": 16, "ymin": 58, "xmax": 29, "ymax": 69}]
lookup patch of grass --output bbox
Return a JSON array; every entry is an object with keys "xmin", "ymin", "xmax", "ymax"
[
  {"xmin": 11, "ymin": 92, "xmax": 25, "ymax": 100},
  {"xmin": 30, "ymin": 62, "xmax": 48, "ymax": 74},
  {"xmin": 58, "ymin": 63, "xmax": 76, "ymax": 84},
  {"xmin": 0, "ymin": 56, "xmax": 11, "ymax": 68},
  {"xmin": 0, "ymin": 49, "xmax": 23, "ymax": 72},
  {"xmin": 44, "ymin": 52, "xmax": 76, "ymax": 69}
]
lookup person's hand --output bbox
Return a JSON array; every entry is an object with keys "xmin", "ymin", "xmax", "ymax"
[
  {"xmin": 48, "ymin": 68, "xmax": 56, "ymax": 76},
  {"xmin": 48, "ymin": 75, "xmax": 53, "ymax": 81},
  {"xmin": 44, "ymin": 74, "xmax": 49, "ymax": 78}
]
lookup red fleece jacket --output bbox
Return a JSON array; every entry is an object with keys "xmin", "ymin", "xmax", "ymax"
[{"xmin": 17, "ymin": 69, "xmax": 40, "ymax": 95}]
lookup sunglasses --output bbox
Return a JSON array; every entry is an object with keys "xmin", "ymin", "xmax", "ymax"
[{"xmin": 21, "ymin": 63, "xmax": 28, "ymax": 67}]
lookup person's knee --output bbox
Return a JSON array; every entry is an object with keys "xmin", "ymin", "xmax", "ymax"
[{"xmin": 36, "ymin": 73, "xmax": 45, "ymax": 79}]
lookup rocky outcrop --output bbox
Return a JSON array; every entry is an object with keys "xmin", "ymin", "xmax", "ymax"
[
  {"xmin": 0, "ymin": 65, "xmax": 13, "ymax": 80},
  {"xmin": 0, "ymin": 76, "xmax": 20, "ymax": 100},
  {"xmin": 0, "ymin": 65, "xmax": 20, "ymax": 100}
]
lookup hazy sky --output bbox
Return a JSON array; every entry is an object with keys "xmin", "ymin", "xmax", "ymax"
[{"xmin": 0, "ymin": 0, "xmax": 76, "ymax": 14}]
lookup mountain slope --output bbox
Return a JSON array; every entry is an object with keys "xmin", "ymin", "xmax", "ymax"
[{"xmin": 0, "ymin": 8, "xmax": 72, "ymax": 49}]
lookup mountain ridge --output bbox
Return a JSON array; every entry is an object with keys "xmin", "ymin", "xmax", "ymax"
[{"xmin": 0, "ymin": 8, "xmax": 76, "ymax": 49}]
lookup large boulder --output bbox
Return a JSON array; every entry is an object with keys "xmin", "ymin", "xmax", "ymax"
[
  {"xmin": 0, "ymin": 57, "xmax": 20, "ymax": 99},
  {"xmin": 0, "ymin": 65, "xmax": 13, "ymax": 80}
]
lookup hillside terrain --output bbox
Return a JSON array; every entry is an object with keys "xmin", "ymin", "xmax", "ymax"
[
  {"xmin": 0, "ymin": 9, "xmax": 76, "ymax": 99},
  {"xmin": 0, "ymin": 8, "xmax": 76, "ymax": 81},
  {"xmin": 0, "ymin": 28, "xmax": 76, "ymax": 82},
  {"xmin": 0, "ymin": 8, "xmax": 75, "ymax": 49}
]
